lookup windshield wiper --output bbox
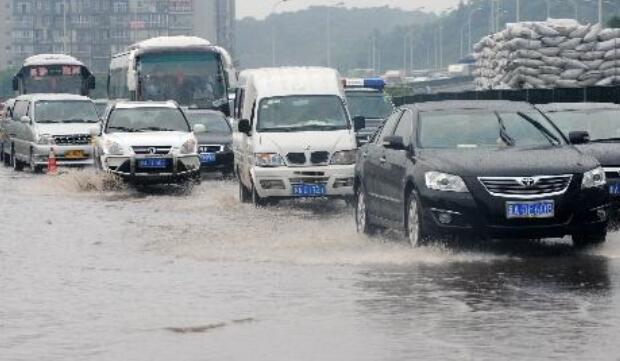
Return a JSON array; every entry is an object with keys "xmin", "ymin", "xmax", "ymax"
[
  {"xmin": 259, "ymin": 127, "xmax": 296, "ymax": 132},
  {"xmin": 63, "ymin": 119, "xmax": 99, "ymax": 123},
  {"xmin": 140, "ymin": 127, "xmax": 176, "ymax": 132},
  {"xmin": 517, "ymin": 112, "xmax": 561, "ymax": 146},
  {"xmin": 295, "ymin": 124, "xmax": 345, "ymax": 131},
  {"xmin": 590, "ymin": 137, "xmax": 620, "ymax": 143},
  {"xmin": 494, "ymin": 112, "xmax": 515, "ymax": 146},
  {"xmin": 108, "ymin": 126, "xmax": 139, "ymax": 133},
  {"xmin": 37, "ymin": 120, "xmax": 61, "ymax": 124}
]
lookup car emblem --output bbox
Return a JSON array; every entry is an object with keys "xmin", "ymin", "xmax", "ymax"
[
  {"xmin": 304, "ymin": 144, "xmax": 311, "ymax": 150},
  {"xmin": 519, "ymin": 177, "xmax": 537, "ymax": 187},
  {"xmin": 148, "ymin": 147, "xmax": 157, "ymax": 155}
]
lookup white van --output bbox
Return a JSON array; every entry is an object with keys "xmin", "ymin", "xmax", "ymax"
[{"xmin": 233, "ymin": 67, "xmax": 364, "ymax": 206}]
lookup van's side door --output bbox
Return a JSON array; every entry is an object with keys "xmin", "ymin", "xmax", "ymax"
[{"xmin": 11, "ymin": 100, "xmax": 30, "ymax": 158}]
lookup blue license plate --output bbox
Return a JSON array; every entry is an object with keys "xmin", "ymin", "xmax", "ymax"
[
  {"xmin": 506, "ymin": 200, "xmax": 554, "ymax": 219},
  {"xmin": 200, "ymin": 153, "xmax": 217, "ymax": 164},
  {"xmin": 292, "ymin": 183, "xmax": 326, "ymax": 197},
  {"xmin": 138, "ymin": 158, "xmax": 168, "ymax": 169},
  {"xmin": 610, "ymin": 183, "xmax": 620, "ymax": 195}
]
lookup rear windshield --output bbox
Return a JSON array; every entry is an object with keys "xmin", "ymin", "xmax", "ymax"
[
  {"xmin": 418, "ymin": 110, "xmax": 566, "ymax": 149},
  {"xmin": 186, "ymin": 112, "xmax": 231, "ymax": 133},
  {"xmin": 35, "ymin": 100, "xmax": 98, "ymax": 123},
  {"xmin": 106, "ymin": 107, "xmax": 190, "ymax": 133},
  {"xmin": 545, "ymin": 109, "xmax": 620, "ymax": 142},
  {"xmin": 346, "ymin": 92, "xmax": 393, "ymax": 119}
]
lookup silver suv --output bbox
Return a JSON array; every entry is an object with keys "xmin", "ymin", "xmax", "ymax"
[{"xmin": 5, "ymin": 94, "xmax": 99, "ymax": 172}]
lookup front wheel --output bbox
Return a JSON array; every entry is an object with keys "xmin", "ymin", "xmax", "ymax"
[
  {"xmin": 251, "ymin": 182, "xmax": 266, "ymax": 207},
  {"xmin": 238, "ymin": 177, "xmax": 251, "ymax": 203},
  {"xmin": 572, "ymin": 231, "xmax": 607, "ymax": 248},
  {"xmin": 405, "ymin": 191, "xmax": 429, "ymax": 247},
  {"xmin": 12, "ymin": 150, "xmax": 24, "ymax": 172},
  {"xmin": 356, "ymin": 186, "xmax": 376, "ymax": 235},
  {"xmin": 29, "ymin": 151, "xmax": 43, "ymax": 174}
]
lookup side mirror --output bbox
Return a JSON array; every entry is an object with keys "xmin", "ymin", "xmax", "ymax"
[
  {"xmin": 88, "ymin": 75, "xmax": 96, "ymax": 90},
  {"xmin": 569, "ymin": 131, "xmax": 590, "ymax": 145},
  {"xmin": 89, "ymin": 126, "xmax": 100, "ymax": 137},
  {"xmin": 20, "ymin": 116, "xmax": 31, "ymax": 124},
  {"xmin": 193, "ymin": 124, "xmax": 206, "ymax": 133},
  {"xmin": 383, "ymin": 135, "xmax": 406, "ymax": 150},
  {"xmin": 12, "ymin": 77, "xmax": 18, "ymax": 91},
  {"xmin": 238, "ymin": 119, "xmax": 251, "ymax": 135},
  {"xmin": 353, "ymin": 116, "xmax": 366, "ymax": 132}
]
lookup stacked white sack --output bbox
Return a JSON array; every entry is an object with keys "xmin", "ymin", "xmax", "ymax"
[{"xmin": 473, "ymin": 19, "xmax": 620, "ymax": 89}]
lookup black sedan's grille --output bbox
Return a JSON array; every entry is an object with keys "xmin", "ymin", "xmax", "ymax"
[
  {"xmin": 132, "ymin": 146, "xmax": 171, "ymax": 155},
  {"xmin": 287, "ymin": 153, "xmax": 306, "ymax": 165},
  {"xmin": 479, "ymin": 175, "xmax": 573, "ymax": 198},
  {"xmin": 604, "ymin": 167, "xmax": 620, "ymax": 180},
  {"xmin": 199, "ymin": 145, "xmax": 224, "ymax": 153},
  {"xmin": 54, "ymin": 134, "xmax": 91, "ymax": 145}
]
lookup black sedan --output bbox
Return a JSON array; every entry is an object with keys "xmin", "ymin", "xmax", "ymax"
[
  {"xmin": 355, "ymin": 101, "xmax": 609, "ymax": 248},
  {"xmin": 538, "ymin": 103, "xmax": 620, "ymax": 204},
  {"xmin": 184, "ymin": 109, "xmax": 234, "ymax": 176}
]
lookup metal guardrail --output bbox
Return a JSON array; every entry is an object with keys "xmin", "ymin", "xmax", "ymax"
[{"xmin": 393, "ymin": 86, "xmax": 620, "ymax": 107}]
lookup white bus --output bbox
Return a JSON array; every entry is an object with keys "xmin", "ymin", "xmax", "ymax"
[
  {"xmin": 13, "ymin": 54, "xmax": 95, "ymax": 96},
  {"xmin": 108, "ymin": 36, "xmax": 236, "ymax": 116}
]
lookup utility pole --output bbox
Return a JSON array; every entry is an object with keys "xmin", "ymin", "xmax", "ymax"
[
  {"xmin": 63, "ymin": 0, "xmax": 68, "ymax": 54},
  {"xmin": 326, "ymin": 2, "xmax": 344, "ymax": 68},
  {"xmin": 271, "ymin": 0, "xmax": 292, "ymax": 67},
  {"xmin": 516, "ymin": 0, "xmax": 521, "ymax": 22},
  {"xmin": 599, "ymin": 0, "xmax": 603, "ymax": 25}
]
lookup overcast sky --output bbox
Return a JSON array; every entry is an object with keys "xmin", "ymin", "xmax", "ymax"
[{"xmin": 236, "ymin": 0, "xmax": 461, "ymax": 19}]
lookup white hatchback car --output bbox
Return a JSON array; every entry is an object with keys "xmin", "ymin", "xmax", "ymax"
[{"xmin": 93, "ymin": 101, "xmax": 202, "ymax": 184}]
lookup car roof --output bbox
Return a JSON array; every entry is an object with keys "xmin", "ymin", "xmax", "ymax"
[
  {"xmin": 113, "ymin": 101, "xmax": 179, "ymax": 109},
  {"xmin": 239, "ymin": 67, "xmax": 343, "ymax": 99},
  {"xmin": 536, "ymin": 102, "xmax": 620, "ymax": 112},
  {"xmin": 403, "ymin": 100, "xmax": 538, "ymax": 112},
  {"xmin": 15, "ymin": 93, "xmax": 92, "ymax": 102}
]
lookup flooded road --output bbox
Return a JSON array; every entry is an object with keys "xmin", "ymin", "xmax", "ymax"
[{"xmin": 1, "ymin": 166, "xmax": 620, "ymax": 361}]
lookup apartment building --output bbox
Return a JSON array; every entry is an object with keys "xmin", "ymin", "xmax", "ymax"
[{"xmin": 1, "ymin": 0, "xmax": 235, "ymax": 73}]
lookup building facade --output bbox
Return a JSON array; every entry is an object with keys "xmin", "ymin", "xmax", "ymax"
[{"xmin": 1, "ymin": 0, "xmax": 235, "ymax": 73}]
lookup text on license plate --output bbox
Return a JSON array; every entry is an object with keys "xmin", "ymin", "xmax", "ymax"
[
  {"xmin": 64, "ymin": 150, "xmax": 84, "ymax": 159},
  {"xmin": 138, "ymin": 158, "xmax": 168, "ymax": 169},
  {"xmin": 610, "ymin": 183, "xmax": 620, "ymax": 195},
  {"xmin": 292, "ymin": 183, "xmax": 326, "ymax": 197},
  {"xmin": 506, "ymin": 200, "xmax": 554, "ymax": 219},
  {"xmin": 200, "ymin": 153, "xmax": 216, "ymax": 164}
]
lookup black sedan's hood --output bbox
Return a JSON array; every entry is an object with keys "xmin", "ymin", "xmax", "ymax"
[
  {"xmin": 577, "ymin": 143, "xmax": 620, "ymax": 167},
  {"xmin": 417, "ymin": 146, "xmax": 599, "ymax": 177},
  {"xmin": 195, "ymin": 132, "xmax": 232, "ymax": 145}
]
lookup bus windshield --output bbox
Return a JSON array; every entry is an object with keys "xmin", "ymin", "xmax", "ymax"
[{"xmin": 138, "ymin": 52, "xmax": 227, "ymax": 109}]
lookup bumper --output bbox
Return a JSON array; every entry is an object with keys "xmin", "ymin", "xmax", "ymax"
[
  {"xmin": 200, "ymin": 150, "xmax": 234, "ymax": 172},
  {"xmin": 101, "ymin": 154, "xmax": 200, "ymax": 184},
  {"xmin": 32, "ymin": 144, "xmax": 94, "ymax": 167},
  {"xmin": 417, "ymin": 186, "xmax": 609, "ymax": 239},
  {"xmin": 251, "ymin": 164, "xmax": 355, "ymax": 198}
]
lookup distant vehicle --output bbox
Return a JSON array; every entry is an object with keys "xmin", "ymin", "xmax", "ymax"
[
  {"xmin": 12, "ymin": 54, "xmax": 96, "ymax": 96},
  {"xmin": 0, "ymin": 98, "xmax": 15, "ymax": 165},
  {"xmin": 108, "ymin": 36, "xmax": 236, "ymax": 116},
  {"xmin": 538, "ymin": 103, "xmax": 620, "ymax": 204},
  {"xmin": 93, "ymin": 99, "xmax": 109, "ymax": 118},
  {"xmin": 233, "ymin": 67, "xmax": 364, "ymax": 206},
  {"xmin": 4, "ymin": 94, "xmax": 99, "ymax": 172},
  {"xmin": 184, "ymin": 109, "xmax": 233, "ymax": 176},
  {"xmin": 355, "ymin": 100, "xmax": 609, "ymax": 248},
  {"xmin": 93, "ymin": 101, "xmax": 202, "ymax": 185},
  {"xmin": 344, "ymin": 78, "xmax": 394, "ymax": 142}
]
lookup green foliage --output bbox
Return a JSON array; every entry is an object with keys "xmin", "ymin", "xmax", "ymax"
[{"xmin": 0, "ymin": 68, "xmax": 17, "ymax": 100}]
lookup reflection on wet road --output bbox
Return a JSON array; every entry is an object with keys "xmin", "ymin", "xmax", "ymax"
[{"xmin": 1, "ymin": 168, "xmax": 619, "ymax": 360}]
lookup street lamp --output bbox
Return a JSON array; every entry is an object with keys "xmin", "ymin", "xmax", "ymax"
[
  {"xmin": 271, "ymin": 0, "xmax": 292, "ymax": 67},
  {"xmin": 468, "ymin": 8, "xmax": 483, "ymax": 52},
  {"xmin": 326, "ymin": 2, "xmax": 345, "ymax": 68}
]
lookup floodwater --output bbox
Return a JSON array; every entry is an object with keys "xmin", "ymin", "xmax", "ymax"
[{"xmin": 1, "ymin": 166, "xmax": 620, "ymax": 361}]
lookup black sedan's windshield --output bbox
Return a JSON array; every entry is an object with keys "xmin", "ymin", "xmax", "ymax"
[
  {"xmin": 186, "ymin": 112, "xmax": 231, "ymax": 133},
  {"xmin": 258, "ymin": 95, "xmax": 349, "ymax": 132},
  {"xmin": 545, "ymin": 109, "xmax": 620, "ymax": 142},
  {"xmin": 346, "ymin": 92, "xmax": 394, "ymax": 119},
  {"xmin": 106, "ymin": 108, "xmax": 190, "ymax": 133},
  {"xmin": 419, "ymin": 110, "xmax": 565, "ymax": 149},
  {"xmin": 35, "ymin": 100, "xmax": 99, "ymax": 123}
]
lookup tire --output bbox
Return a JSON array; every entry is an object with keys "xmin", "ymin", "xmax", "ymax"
[
  {"xmin": 29, "ymin": 151, "xmax": 43, "ymax": 174},
  {"xmin": 572, "ymin": 230, "xmax": 607, "ymax": 248},
  {"xmin": 251, "ymin": 181, "xmax": 266, "ymax": 207},
  {"xmin": 405, "ymin": 191, "xmax": 429, "ymax": 247},
  {"xmin": 356, "ymin": 185, "xmax": 377, "ymax": 235},
  {"xmin": 238, "ymin": 176, "xmax": 251, "ymax": 203},
  {"xmin": 12, "ymin": 149, "xmax": 23, "ymax": 172}
]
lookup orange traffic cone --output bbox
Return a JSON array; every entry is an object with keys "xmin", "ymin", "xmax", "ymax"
[{"xmin": 48, "ymin": 148, "xmax": 57, "ymax": 175}]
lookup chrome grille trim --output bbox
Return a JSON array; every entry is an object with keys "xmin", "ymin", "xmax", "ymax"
[
  {"xmin": 478, "ymin": 175, "xmax": 573, "ymax": 199},
  {"xmin": 132, "ymin": 146, "xmax": 172, "ymax": 155},
  {"xmin": 53, "ymin": 134, "xmax": 91, "ymax": 145}
]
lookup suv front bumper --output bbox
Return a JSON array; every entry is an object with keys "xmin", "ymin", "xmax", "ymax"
[
  {"xmin": 251, "ymin": 164, "xmax": 355, "ymax": 198},
  {"xmin": 32, "ymin": 144, "xmax": 94, "ymax": 167},
  {"xmin": 102, "ymin": 154, "xmax": 200, "ymax": 184}
]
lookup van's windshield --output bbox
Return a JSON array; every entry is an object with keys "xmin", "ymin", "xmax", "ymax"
[{"xmin": 257, "ymin": 95, "xmax": 349, "ymax": 132}]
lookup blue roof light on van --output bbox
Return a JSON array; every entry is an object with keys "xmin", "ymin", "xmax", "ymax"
[{"xmin": 343, "ymin": 78, "xmax": 386, "ymax": 91}]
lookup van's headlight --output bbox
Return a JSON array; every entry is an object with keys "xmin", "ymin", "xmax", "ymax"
[
  {"xmin": 36, "ymin": 134, "xmax": 55, "ymax": 145},
  {"xmin": 425, "ymin": 171, "xmax": 469, "ymax": 193},
  {"xmin": 103, "ymin": 140, "xmax": 125, "ymax": 155},
  {"xmin": 331, "ymin": 150, "xmax": 357, "ymax": 165},
  {"xmin": 254, "ymin": 153, "xmax": 284, "ymax": 167},
  {"xmin": 582, "ymin": 167, "xmax": 606, "ymax": 189},
  {"xmin": 180, "ymin": 138, "xmax": 198, "ymax": 155}
]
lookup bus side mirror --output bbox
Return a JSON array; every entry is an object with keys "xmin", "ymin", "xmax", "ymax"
[
  {"xmin": 353, "ymin": 116, "xmax": 366, "ymax": 132},
  {"xmin": 238, "ymin": 119, "xmax": 251, "ymax": 135},
  {"xmin": 12, "ymin": 77, "xmax": 18, "ymax": 91},
  {"xmin": 569, "ymin": 131, "xmax": 590, "ymax": 145},
  {"xmin": 88, "ymin": 75, "xmax": 96, "ymax": 90}
]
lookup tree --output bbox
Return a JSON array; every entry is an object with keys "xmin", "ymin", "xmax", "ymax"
[
  {"xmin": 609, "ymin": 16, "xmax": 620, "ymax": 28},
  {"xmin": 0, "ymin": 68, "xmax": 17, "ymax": 99}
]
